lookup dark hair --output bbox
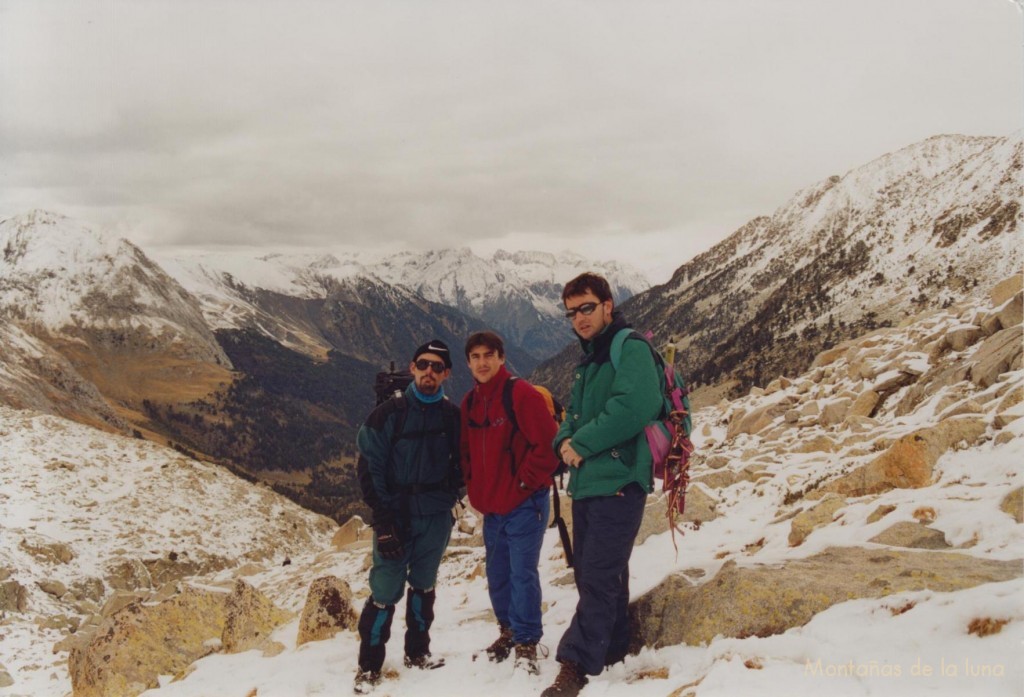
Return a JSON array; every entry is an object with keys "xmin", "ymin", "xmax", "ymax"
[
  {"xmin": 464, "ymin": 331, "xmax": 505, "ymax": 359},
  {"xmin": 561, "ymin": 272, "xmax": 613, "ymax": 305}
]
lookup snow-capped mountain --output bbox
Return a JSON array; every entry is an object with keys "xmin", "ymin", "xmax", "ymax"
[
  {"xmin": 0, "ymin": 210, "xmax": 229, "ymax": 368},
  {"xmin": 366, "ymin": 248, "xmax": 648, "ymax": 356},
  {"xmin": 155, "ymin": 246, "xmax": 649, "ymax": 360},
  {"xmin": 535, "ymin": 132, "xmax": 1022, "ymax": 398}
]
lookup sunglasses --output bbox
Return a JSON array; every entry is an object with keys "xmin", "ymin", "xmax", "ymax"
[
  {"xmin": 564, "ymin": 302, "xmax": 600, "ymax": 320},
  {"xmin": 414, "ymin": 359, "xmax": 447, "ymax": 373}
]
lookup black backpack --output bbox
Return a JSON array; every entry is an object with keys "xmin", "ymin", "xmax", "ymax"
[{"xmin": 374, "ymin": 361, "xmax": 413, "ymax": 405}]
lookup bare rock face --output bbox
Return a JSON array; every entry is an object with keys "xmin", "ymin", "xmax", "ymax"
[
  {"xmin": 222, "ymin": 579, "xmax": 293, "ymax": 654},
  {"xmin": 295, "ymin": 576, "xmax": 359, "ymax": 646},
  {"xmin": 628, "ymin": 547, "xmax": 1021, "ymax": 649},
  {"xmin": 68, "ymin": 586, "xmax": 228, "ymax": 697}
]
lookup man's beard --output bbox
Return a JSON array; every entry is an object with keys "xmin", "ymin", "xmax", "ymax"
[{"xmin": 416, "ymin": 378, "xmax": 439, "ymax": 395}]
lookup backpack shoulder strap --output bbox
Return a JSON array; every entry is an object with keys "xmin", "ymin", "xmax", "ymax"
[
  {"xmin": 610, "ymin": 328, "xmax": 639, "ymax": 371},
  {"xmin": 502, "ymin": 376, "xmax": 520, "ymax": 434},
  {"xmin": 387, "ymin": 395, "xmax": 409, "ymax": 446}
]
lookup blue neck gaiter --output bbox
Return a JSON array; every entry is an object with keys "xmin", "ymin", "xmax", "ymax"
[{"xmin": 411, "ymin": 383, "xmax": 445, "ymax": 404}]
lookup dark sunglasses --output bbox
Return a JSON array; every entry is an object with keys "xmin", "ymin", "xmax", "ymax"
[
  {"xmin": 414, "ymin": 359, "xmax": 447, "ymax": 373},
  {"xmin": 564, "ymin": 302, "xmax": 600, "ymax": 319}
]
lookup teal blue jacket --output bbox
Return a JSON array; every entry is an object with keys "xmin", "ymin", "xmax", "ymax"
[
  {"xmin": 357, "ymin": 385, "xmax": 461, "ymax": 524},
  {"xmin": 553, "ymin": 313, "xmax": 662, "ymax": 499}
]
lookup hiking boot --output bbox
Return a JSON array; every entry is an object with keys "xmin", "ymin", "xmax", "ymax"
[
  {"xmin": 513, "ymin": 642, "xmax": 540, "ymax": 675},
  {"xmin": 404, "ymin": 652, "xmax": 445, "ymax": 670},
  {"xmin": 540, "ymin": 660, "xmax": 588, "ymax": 697},
  {"xmin": 353, "ymin": 668, "xmax": 381, "ymax": 694},
  {"xmin": 483, "ymin": 624, "xmax": 515, "ymax": 663}
]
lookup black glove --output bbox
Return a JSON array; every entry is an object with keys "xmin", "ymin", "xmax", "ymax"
[{"xmin": 374, "ymin": 521, "xmax": 404, "ymax": 561}]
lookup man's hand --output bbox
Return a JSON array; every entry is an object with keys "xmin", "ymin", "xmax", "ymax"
[
  {"xmin": 374, "ymin": 521, "xmax": 404, "ymax": 560},
  {"xmin": 559, "ymin": 440, "xmax": 583, "ymax": 468}
]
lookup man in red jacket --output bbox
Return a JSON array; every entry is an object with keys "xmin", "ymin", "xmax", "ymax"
[{"xmin": 460, "ymin": 331, "xmax": 561, "ymax": 675}]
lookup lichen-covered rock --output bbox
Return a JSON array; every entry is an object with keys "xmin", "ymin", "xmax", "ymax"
[
  {"xmin": 222, "ymin": 579, "xmax": 293, "ymax": 654},
  {"xmin": 295, "ymin": 576, "xmax": 358, "ymax": 646},
  {"xmin": 69, "ymin": 585, "xmax": 228, "ymax": 697}
]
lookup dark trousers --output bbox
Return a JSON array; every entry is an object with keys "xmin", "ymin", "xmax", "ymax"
[
  {"xmin": 555, "ymin": 483, "xmax": 646, "ymax": 676},
  {"xmin": 358, "ymin": 512, "xmax": 450, "ymax": 672}
]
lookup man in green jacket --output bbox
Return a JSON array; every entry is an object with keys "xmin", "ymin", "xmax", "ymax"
[
  {"xmin": 354, "ymin": 340, "xmax": 462, "ymax": 694},
  {"xmin": 542, "ymin": 273, "xmax": 662, "ymax": 697}
]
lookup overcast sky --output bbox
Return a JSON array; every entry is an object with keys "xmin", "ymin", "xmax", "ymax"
[{"xmin": 1, "ymin": 0, "xmax": 1021, "ymax": 282}]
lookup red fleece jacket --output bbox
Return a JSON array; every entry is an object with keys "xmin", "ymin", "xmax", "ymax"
[{"xmin": 459, "ymin": 366, "xmax": 560, "ymax": 515}]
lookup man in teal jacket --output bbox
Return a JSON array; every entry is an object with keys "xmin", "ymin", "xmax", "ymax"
[
  {"xmin": 542, "ymin": 273, "xmax": 662, "ymax": 697},
  {"xmin": 354, "ymin": 340, "xmax": 462, "ymax": 694}
]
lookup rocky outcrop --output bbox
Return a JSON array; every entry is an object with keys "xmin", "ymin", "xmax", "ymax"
[
  {"xmin": 222, "ymin": 579, "xmax": 292, "ymax": 654},
  {"xmin": 629, "ymin": 547, "xmax": 1021, "ymax": 649},
  {"xmin": 817, "ymin": 418, "xmax": 987, "ymax": 497},
  {"xmin": 295, "ymin": 576, "xmax": 359, "ymax": 646},
  {"xmin": 69, "ymin": 586, "xmax": 228, "ymax": 697}
]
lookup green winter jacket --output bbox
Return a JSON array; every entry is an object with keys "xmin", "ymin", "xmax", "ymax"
[{"xmin": 553, "ymin": 313, "xmax": 662, "ymax": 500}]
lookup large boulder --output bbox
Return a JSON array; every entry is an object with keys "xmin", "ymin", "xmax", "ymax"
[
  {"xmin": 968, "ymin": 327, "xmax": 1023, "ymax": 388},
  {"xmin": 818, "ymin": 418, "xmax": 986, "ymax": 497},
  {"xmin": 788, "ymin": 495, "xmax": 846, "ymax": 547},
  {"xmin": 295, "ymin": 576, "xmax": 359, "ymax": 646},
  {"xmin": 635, "ymin": 486, "xmax": 719, "ymax": 546},
  {"xmin": 331, "ymin": 516, "xmax": 367, "ymax": 550},
  {"xmin": 222, "ymin": 579, "xmax": 293, "ymax": 654},
  {"xmin": 1000, "ymin": 487, "xmax": 1023, "ymax": 523},
  {"xmin": 629, "ymin": 547, "xmax": 1020, "ymax": 649},
  {"xmin": 0, "ymin": 579, "xmax": 28, "ymax": 613},
  {"xmin": 868, "ymin": 522, "xmax": 950, "ymax": 549},
  {"xmin": 726, "ymin": 401, "xmax": 792, "ymax": 439},
  {"xmin": 69, "ymin": 586, "xmax": 228, "ymax": 697}
]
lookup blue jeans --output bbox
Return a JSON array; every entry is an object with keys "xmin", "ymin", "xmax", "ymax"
[
  {"xmin": 483, "ymin": 488, "xmax": 550, "ymax": 644},
  {"xmin": 555, "ymin": 483, "xmax": 647, "ymax": 675}
]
